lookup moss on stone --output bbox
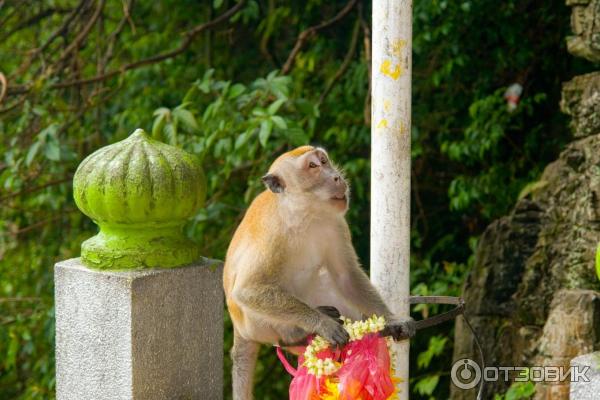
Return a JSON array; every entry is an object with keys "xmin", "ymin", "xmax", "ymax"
[{"xmin": 73, "ymin": 129, "xmax": 206, "ymax": 269}]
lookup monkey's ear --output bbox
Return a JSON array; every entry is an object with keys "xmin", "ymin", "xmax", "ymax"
[{"xmin": 262, "ymin": 174, "xmax": 285, "ymax": 193}]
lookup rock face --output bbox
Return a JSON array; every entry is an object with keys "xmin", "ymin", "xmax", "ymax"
[
  {"xmin": 451, "ymin": 5, "xmax": 600, "ymax": 396},
  {"xmin": 566, "ymin": 0, "xmax": 600, "ymax": 62},
  {"xmin": 561, "ymin": 72, "xmax": 600, "ymax": 138},
  {"xmin": 451, "ymin": 133, "xmax": 600, "ymax": 397}
]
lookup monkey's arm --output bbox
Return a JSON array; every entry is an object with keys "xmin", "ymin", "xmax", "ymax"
[
  {"xmin": 327, "ymin": 223, "xmax": 415, "ymax": 340},
  {"xmin": 232, "ymin": 278, "xmax": 349, "ymax": 346},
  {"xmin": 327, "ymin": 224, "xmax": 393, "ymax": 317},
  {"xmin": 332, "ymin": 252, "xmax": 394, "ymax": 318}
]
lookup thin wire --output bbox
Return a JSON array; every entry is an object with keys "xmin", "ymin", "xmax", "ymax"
[{"xmin": 461, "ymin": 312, "xmax": 485, "ymax": 400}]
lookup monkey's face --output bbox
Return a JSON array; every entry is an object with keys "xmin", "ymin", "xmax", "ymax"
[
  {"xmin": 263, "ymin": 147, "xmax": 349, "ymax": 214},
  {"xmin": 297, "ymin": 149, "xmax": 349, "ymax": 213}
]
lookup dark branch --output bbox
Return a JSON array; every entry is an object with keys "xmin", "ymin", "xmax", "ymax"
[
  {"xmin": 0, "ymin": 177, "xmax": 72, "ymax": 203},
  {"xmin": 7, "ymin": 0, "xmax": 88, "ymax": 83},
  {"xmin": 358, "ymin": 3, "xmax": 371, "ymax": 126},
  {"xmin": 281, "ymin": 0, "xmax": 357, "ymax": 75},
  {"xmin": 101, "ymin": 0, "xmax": 135, "ymax": 68},
  {"xmin": 0, "ymin": 72, "xmax": 6, "ymax": 104},
  {"xmin": 38, "ymin": 0, "xmax": 88, "ymax": 54},
  {"xmin": 318, "ymin": 18, "xmax": 360, "ymax": 105},
  {"xmin": 0, "ymin": 6, "xmax": 72, "ymax": 41},
  {"xmin": 54, "ymin": 0, "xmax": 107, "ymax": 68},
  {"xmin": 8, "ymin": 0, "xmax": 245, "ymax": 94}
]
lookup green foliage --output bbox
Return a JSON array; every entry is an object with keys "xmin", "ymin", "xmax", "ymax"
[
  {"xmin": 443, "ymin": 89, "xmax": 549, "ymax": 218},
  {"xmin": 414, "ymin": 374, "xmax": 440, "ymax": 398},
  {"xmin": 0, "ymin": 0, "xmax": 591, "ymax": 399},
  {"xmin": 494, "ymin": 381, "xmax": 536, "ymax": 400}
]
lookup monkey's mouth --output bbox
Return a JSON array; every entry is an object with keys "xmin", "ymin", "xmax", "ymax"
[{"xmin": 330, "ymin": 194, "xmax": 347, "ymax": 203}]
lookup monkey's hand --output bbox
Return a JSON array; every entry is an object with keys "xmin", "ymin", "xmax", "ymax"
[
  {"xmin": 315, "ymin": 312, "xmax": 349, "ymax": 348},
  {"xmin": 381, "ymin": 317, "xmax": 416, "ymax": 341},
  {"xmin": 316, "ymin": 305, "xmax": 342, "ymax": 322}
]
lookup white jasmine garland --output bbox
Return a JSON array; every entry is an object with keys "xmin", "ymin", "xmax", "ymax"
[{"xmin": 302, "ymin": 315, "xmax": 388, "ymax": 377}]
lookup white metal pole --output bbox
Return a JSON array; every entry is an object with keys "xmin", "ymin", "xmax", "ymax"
[{"xmin": 371, "ymin": 1, "xmax": 412, "ymax": 398}]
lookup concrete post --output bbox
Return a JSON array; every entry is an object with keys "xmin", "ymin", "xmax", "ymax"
[
  {"xmin": 55, "ymin": 258, "xmax": 223, "ymax": 400},
  {"xmin": 371, "ymin": 1, "xmax": 413, "ymax": 397},
  {"xmin": 54, "ymin": 129, "xmax": 222, "ymax": 400}
]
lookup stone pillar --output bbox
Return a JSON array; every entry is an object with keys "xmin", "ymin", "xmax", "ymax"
[
  {"xmin": 55, "ymin": 258, "xmax": 223, "ymax": 400},
  {"xmin": 54, "ymin": 129, "xmax": 223, "ymax": 400}
]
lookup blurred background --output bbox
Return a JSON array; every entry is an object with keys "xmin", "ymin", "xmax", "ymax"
[{"xmin": 0, "ymin": 0, "xmax": 596, "ymax": 399}]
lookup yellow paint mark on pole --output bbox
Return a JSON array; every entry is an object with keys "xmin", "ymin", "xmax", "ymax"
[
  {"xmin": 377, "ymin": 119, "xmax": 389, "ymax": 129},
  {"xmin": 383, "ymin": 99, "xmax": 392, "ymax": 112},
  {"xmin": 380, "ymin": 60, "xmax": 403, "ymax": 80},
  {"xmin": 397, "ymin": 121, "xmax": 407, "ymax": 135},
  {"xmin": 390, "ymin": 39, "xmax": 407, "ymax": 57}
]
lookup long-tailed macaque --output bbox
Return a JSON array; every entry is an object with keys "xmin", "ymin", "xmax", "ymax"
[{"xmin": 223, "ymin": 146, "xmax": 415, "ymax": 399}]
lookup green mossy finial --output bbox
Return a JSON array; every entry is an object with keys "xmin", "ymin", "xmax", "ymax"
[
  {"xmin": 73, "ymin": 129, "xmax": 206, "ymax": 270},
  {"xmin": 596, "ymin": 243, "xmax": 600, "ymax": 282}
]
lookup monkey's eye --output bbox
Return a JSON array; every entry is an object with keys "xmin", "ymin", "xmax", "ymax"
[
  {"xmin": 320, "ymin": 158, "xmax": 327, "ymax": 164},
  {"xmin": 309, "ymin": 162, "xmax": 318, "ymax": 168}
]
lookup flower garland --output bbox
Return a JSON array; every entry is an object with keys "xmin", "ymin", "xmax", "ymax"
[
  {"xmin": 303, "ymin": 314, "xmax": 388, "ymax": 376},
  {"xmin": 278, "ymin": 314, "xmax": 399, "ymax": 400}
]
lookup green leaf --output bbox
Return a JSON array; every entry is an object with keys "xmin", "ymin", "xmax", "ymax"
[
  {"xmin": 252, "ymin": 107, "xmax": 268, "ymax": 117},
  {"xmin": 414, "ymin": 374, "xmax": 439, "ymax": 396},
  {"xmin": 152, "ymin": 112, "xmax": 167, "ymax": 139},
  {"xmin": 40, "ymin": 124, "xmax": 61, "ymax": 161},
  {"xmin": 235, "ymin": 130, "xmax": 251, "ymax": 150},
  {"xmin": 173, "ymin": 108, "xmax": 199, "ymax": 133},
  {"xmin": 6, "ymin": 332, "xmax": 18, "ymax": 369},
  {"xmin": 505, "ymin": 381, "xmax": 536, "ymax": 400},
  {"xmin": 25, "ymin": 140, "xmax": 41, "ymax": 166},
  {"xmin": 267, "ymin": 98, "xmax": 286, "ymax": 115},
  {"xmin": 153, "ymin": 107, "xmax": 170, "ymax": 117},
  {"xmin": 164, "ymin": 123, "xmax": 177, "ymax": 145},
  {"xmin": 229, "ymin": 83, "xmax": 246, "ymax": 99},
  {"xmin": 259, "ymin": 120, "xmax": 273, "ymax": 147},
  {"xmin": 417, "ymin": 335, "xmax": 448, "ymax": 369},
  {"xmin": 271, "ymin": 115, "xmax": 287, "ymax": 130},
  {"xmin": 198, "ymin": 69, "xmax": 215, "ymax": 93},
  {"xmin": 44, "ymin": 137, "xmax": 61, "ymax": 161}
]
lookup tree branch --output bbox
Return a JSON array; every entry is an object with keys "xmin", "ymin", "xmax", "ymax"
[
  {"xmin": 0, "ymin": 177, "xmax": 72, "ymax": 203},
  {"xmin": 281, "ymin": 0, "xmax": 357, "ymax": 75},
  {"xmin": 8, "ymin": 0, "xmax": 245, "ymax": 94},
  {"xmin": 48, "ymin": 0, "xmax": 244, "ymax": 89},
  {"xmin": 0, "ymin": 72, "xmax": 6, "ymax": 105},
  {"xmin": 38, "ymin": 0, "xmax": 88, "ymax": 54},
  {"xmin": 0, "ymin": 297, "xmax": 42, "ymax": 303},
  {"xmin": 16, "ymin": 212, "xmax": 74, "ymax": 236},
  {"xmin": 1, "ymin": 6, "xmax": 72, "ymax": 41},
  {"xmin": 358, "ymin": 3, "xmax": 371, "ymax": 126},
  {"xmin": 8, "ymin": 0, "xmax": 88, "ymax": 82},
  {"xmin": 101, "ymin": 0, "xmax": 135, "ymax": 70},
  {"xmin": 318, "ymin": 18, "xmax": 360, "ymax": 105},
  {"xmin": 54, "ymin": 0, "xmax": 107, "ymax": 68}
]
